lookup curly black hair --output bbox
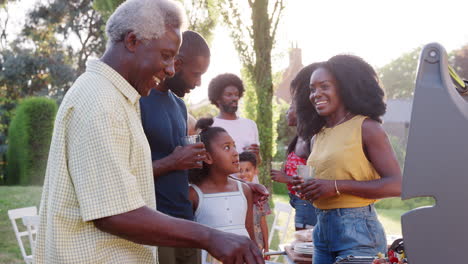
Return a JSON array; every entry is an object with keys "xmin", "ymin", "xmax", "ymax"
[
  {"xmin": 239, "ymin": 151, "xmax": 257, "ymax": 168},
  {"xmin": 295, "ymin": 55, "xmax": 386, "ymax": 141},
  {"xmin": 188, "ymin": 117, "xmax": 227, "ymax": 184},
  {"xmin": 208, "ymin": 73, "xmax": 245, "ymax": 107},
  {"xmin": 288, "ymin": 63, "xmax": 322, "ymax": 153}
]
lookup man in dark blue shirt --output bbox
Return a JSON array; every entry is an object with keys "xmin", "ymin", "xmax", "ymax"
[
  {"xmin": 140, "ymin": 31, "xmax": 210, "ymax": 264},
  {"xmin": 141, "ymin": 31, "xmax": 269, "ymax": 264}
]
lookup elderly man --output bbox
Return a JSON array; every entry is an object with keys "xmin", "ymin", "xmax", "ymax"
[{"xmin": 34, "ymin": 1, "xmax": 264, "ymax": 263}]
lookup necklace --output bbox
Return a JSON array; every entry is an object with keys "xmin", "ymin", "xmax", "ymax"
[{"xmin": 330, "ymin": 111, "xmax": 351, "ymax": 128}]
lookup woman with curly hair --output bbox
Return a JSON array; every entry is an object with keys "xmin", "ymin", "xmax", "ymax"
[
  {"xmin": 293, "ymin": 54, "xmax": 402, "ymax": 264},
  {"xmin": 271, "ymin": 63, "xmax": 320, "ymax": 230}
]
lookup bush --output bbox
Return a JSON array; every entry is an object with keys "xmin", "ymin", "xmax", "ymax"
[
  {"xmin": 6, "ymin": 97, "xmax": 57, "ymax": 185},
  {"xmin": 272, "ymin": 181, "xmax": 289, "ymax": 196},
  {"xmin": 375, "ymin": 197, "xmax": 435, "ymax": 210},
  {"xmin": 0, "ymin": 97, "xmax": 17, "ymax": 183}
]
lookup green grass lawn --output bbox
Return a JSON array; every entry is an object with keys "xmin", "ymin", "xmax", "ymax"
[
  {"xmin": 0, "ymin": 186, "xmax": 42, "ymax": 264},
  {"xmin": 0, "ymin": 186, "xmax": 407, "ymax": 264}
]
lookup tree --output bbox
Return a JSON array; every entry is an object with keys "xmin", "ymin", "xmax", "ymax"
[
  {"xmin": 219, "ymin": 0, "xmax": 285, "ymax": 190},
  {"xmin": 93, "ymin": 0, "xmax": 220, "ymax": 43},
  {"xmin": 452, "ymin": 44, "xmax": 468, "ymax": 80},
  {"xmin": 0, "ymin": 0, "xmax": 106, "ymax": 100},
  {"xmin": 26, "ymin": 0, "xmax": 106, "ymax": 77},
  {"xmin": 0, "ymin": 0, "xmax": 106, "ymax": 178},
  {"xmin": 377, "ymin": 47, "xmax": 421, "ymax": 99}
]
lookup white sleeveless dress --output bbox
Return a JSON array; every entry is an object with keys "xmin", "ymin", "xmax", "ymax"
[{"xmin": 191, "ymin": 181, "xmax": 249, "ymax": 264}]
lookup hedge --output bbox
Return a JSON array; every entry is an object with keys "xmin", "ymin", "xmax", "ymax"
[{"xmin": 6, "ymin": 97, "xmax": 57, "ymax": 185}]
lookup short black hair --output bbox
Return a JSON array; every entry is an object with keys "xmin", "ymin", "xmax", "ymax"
[
  {"xmin": 208, "ymin": 73, "xmax": 244, "ymax": 106},
  {"xmin": 239, "ymin": 151, "xmax": 257, "ymax": 168},
  {"xmin": 295, "ymin": 54, "xmax": 386, "ymax": 141},
  {"xmin": 178, "ymin": 30, "xmax": 210, "ymax": 59}
]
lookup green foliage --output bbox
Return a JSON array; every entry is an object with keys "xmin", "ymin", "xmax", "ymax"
[
  {"xmin": 0, "ymin": 46, "xmax": 76, "ymax": 100},
  {"xmin": 377, "ymin": 47, "xmax": 421, "ymax": 99},
  {"xmin": 0, "ymin": 97, "xmax": 17, "ymax": 183},
  {"xmin": 273, "ymin": 99, "xmax": 294, "ymax": 162},
  {"xmin": 1, "ymin": 0, "xmax": 106, "ymax": 101},
  {"xmin": 6, "ymin": 97, "xmax": 57, "ymax": 185},
  {"xmin": 93, "ymin": 0, "xmax": 124, "ymax": 21},
  {"xmin": 220, "ymin": 0, "xmax": 285, "ymax": 192},
  {"xmin": 240, "ymin": 67, "xmax": 257, "ymax": 122},
  {"xmin": 375, "ymin": 197, "xmax": 435, "ymax": 210},
  {"xmin": 187, "ymin": 101, "xmax": 218, "ymax": 119},
  {"xmin": 272, "ymin": 181, "xmax": 289, "ymax": 196},
  {"xmin": 183, "ymin": 0, "xmax": 219, "ymax": 44},
  {"xmin": 93, "ymin": 0, "xmax": 220, "ymax": 43},
  {"xmin": 0, "ymin": 186, "xmax": 42, "ymax": 263},
  {"xmin": 388, "ymin": 135, "xmax": 406, "ymax": 170},
  {"xmin": 25, "ymin": 0, "xmax": 106, "ymax": 77},
  {"xmin": 452, "ymin": 44, "xmax": 468, "ymax": 79}
]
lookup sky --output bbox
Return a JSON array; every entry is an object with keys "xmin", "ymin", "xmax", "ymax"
[
  {"xmin": 188, "ymin": 0, "xmax": 468, "ymax": 104},
  {"xmin": 4, "ymin": 0, "xmax": 468, "ymax": 104}
]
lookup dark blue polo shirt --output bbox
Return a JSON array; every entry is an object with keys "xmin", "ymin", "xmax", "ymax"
[{"xmin": 140, "ymin": 89, "xmax": 193, "ymax": 220}]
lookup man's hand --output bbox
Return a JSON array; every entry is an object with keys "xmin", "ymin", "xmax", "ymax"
[
  {"xmin": 94, "ymin": 206, "xmax": 264, "ymax": 264},
  {"xmin": 270, "ymin": 169, "xmax": 291, "ymax": 184},
  {"xmin": 245, "ymin": 182, "xmax": 269, "ymax": 207},
  {"xmin": 152, "ymin": 142, "xmax": 206, "ymax": 179},
  {"xmin": 207, "ymin": 230, "xmax": 265, "ymax": 264},
  {"xmin": 170, "ymin": 143, "xmax": 206, "ymax": 170}
]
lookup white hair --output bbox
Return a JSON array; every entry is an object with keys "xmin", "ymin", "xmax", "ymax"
[{"xmin": 106, "ymin": 0, "xmax": 187, "ymax": 43}]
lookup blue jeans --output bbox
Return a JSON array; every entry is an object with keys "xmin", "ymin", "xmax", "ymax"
[
  {"xmin": 289, "ymin": 193, "xmax": 318, "ymax": 228},
  {"xmin": 313, "ymin": 205, "xmax": 387, "ymax": 264}
]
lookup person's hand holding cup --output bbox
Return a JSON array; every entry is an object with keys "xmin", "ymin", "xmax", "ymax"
[
  {"xmin": 178, "ymin": 135, "xmax": 205, "ymax": 169},
  {"xmin": 296, "ymin": 165, "xmax": 315, "ymax": 182},
  {"xmin": 293, "ymin": 165, "xmax": 315, "ymax": 195}
]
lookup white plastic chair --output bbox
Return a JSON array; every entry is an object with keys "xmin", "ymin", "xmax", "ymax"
[
  {"xmin": 8, "ymin": 206, "xmax": 38, "ymax": 264},
  {"xmin": 268, "ymin": 202, "xmax": 293, "ymax": 250}
]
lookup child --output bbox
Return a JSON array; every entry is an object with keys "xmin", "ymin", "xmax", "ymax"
[
  {"xmin": 188, "ymin": 118, "xmax": 255, "ymax": 264},
  {"xmin": 239, "ymin": 151, "xmax": 271, "ymax": 258}
]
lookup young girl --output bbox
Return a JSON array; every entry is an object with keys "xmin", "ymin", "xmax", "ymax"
[{"xmin": 188, "ymin": 118, "xmax": 255, "ymax": 264}]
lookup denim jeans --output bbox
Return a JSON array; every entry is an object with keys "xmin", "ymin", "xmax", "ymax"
[
  {"xmin": 313, "ymin": 205, "xmax": 387, "ymax": 264},
  {"xmin": 289, "ymin": 193, "xmax": 318, "ymax": 228}
]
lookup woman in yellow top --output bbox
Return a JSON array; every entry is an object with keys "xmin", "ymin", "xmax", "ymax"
[{"xmin": 293, "ymin": 54, "xmax": 402, "ymax": 264}]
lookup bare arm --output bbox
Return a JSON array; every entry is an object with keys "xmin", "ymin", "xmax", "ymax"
[
  {"xmin": 94, "ymin": 206, "xmax": 210, "ymax": 247},
  {"xmin": 152, "ymin": 143, "xmax": 206, "ymax": 179},
  {"xmin": 340, "ymin": 119, "xmax": 402, "ymax": 198},
  {"xmin": 94, "ymin": 206, "xmax": 264, "ymax": 264},
  {"xmin": 229, "ymin": 175, "xmax": 270, "ymax": 206},
  {"xmin": 260, "ymin": 216, "xmax": 269, "ymax": 252},
  {"xmin": 188, "ymin": 186, "xmax": 199, "ymax": 214},
  {"xmin": 295, "ymin": 119, "xmax": 402, "ymax": 201},
  {"xmin": 270, "ymin": 169, "xmax": 292, "ymax": 184},
  {"xmin": 242, "ymin": 183, "xmax": 255, "ymax": 241}
]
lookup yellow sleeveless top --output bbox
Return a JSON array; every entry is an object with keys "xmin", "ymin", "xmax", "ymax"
[{"xmin": 307, "ymin": 115, "xmax": 380, "ymax": 209}]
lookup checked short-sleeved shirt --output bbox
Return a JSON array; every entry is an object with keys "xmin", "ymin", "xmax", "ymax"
[{"xmin": 34, "ymin": 60, "xmax": 158, "ymax": 263}]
